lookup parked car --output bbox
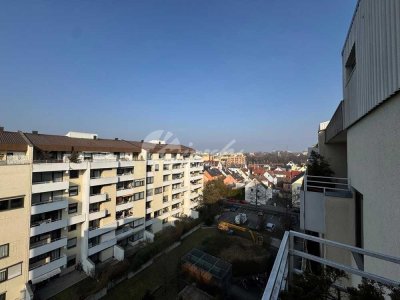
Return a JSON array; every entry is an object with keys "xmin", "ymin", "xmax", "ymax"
[{"xmin": 265, "ymin": 223, "xmax": 275, "ymax": 232}]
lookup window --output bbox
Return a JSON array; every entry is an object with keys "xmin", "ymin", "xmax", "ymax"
[
  {"xmin": 146, "ymin": 177, "xmax": 154, "ymax": 184},
  {"xmin": 0, "ymin": 269, "xmax": 6, "ymax": 283},
  {"xmin": 67, "ymin": 238, "xmax": 77, "ymax": 249},
  {"xmin": 7, "ymin": 263, "xmax": 21, "ymax": 280},
  {"xmin": 69, "ymin": 170, "xmax": 79, "ymax": 179},
  {"xmin": 345, "ymin": 43, "xmax": 356, "ymax": 81},
  {"xmin": 163, "ymin": 175, "xmax": 169, "ymax": 182},
  {"xmin": 134, "ymin": 179, "xmax": 144, "ymax": 187},
  {"xmin": 69, "ymin": 186, "xmax": 78, "ymax": 196},
  {"xmin": 146, "ymin": 189, "xmax": 153, "ymax": 196},
  {"xmin": 68, "ymin": 203, "xmax": 78, "ymax": 214},
  {"xmin": 134, "ymin": 192, "xmax": 144, "ymax": 201},
  {"xmin": 0, "ymin": 244, "xmax": 9, "ymax": 259},
  {"xmin": 90, "ymin": 170, "xmax": 101, "ymax": 179},
  {"xmin": 67, "ymin": 256, "xmax": 76, "ymax": 268},
  {"xmin": 0, "ymin": 262, "xmax": 22, "ymax": 282},
  {"xmin": 0, "ymin": 197, "xmax": 24, "ymax": 211},
  {"xmin": 68, "ymin": 224, "xmax": 77, "ymax": 232},
  {"xmin": 154, "ymin": 187, "xmax": 162, "ymax": 194},
  {"xmin": 163, "ymin": 164, "xmax": 169, "ymax": 170},
  {"xmin": 155, "ymin": 164, "xmax": 159, "ymax": 171}
]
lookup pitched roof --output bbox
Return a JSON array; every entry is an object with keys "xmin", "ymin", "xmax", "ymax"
[
  {"xmin": 0, "ymin": 131, "xmax": 28, "ymax": 151},
  {"xmin": 205, "ymin": 168, "xmax": 224, "ymax": 177},
  {"xmin": 25, "ymin": 133, "xmax": 141, "ymax": 153}
]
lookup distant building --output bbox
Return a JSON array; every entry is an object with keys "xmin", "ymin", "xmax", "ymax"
[{"xmin": 245, "ymin": 179, "xmax": 272, "ymax": 205}]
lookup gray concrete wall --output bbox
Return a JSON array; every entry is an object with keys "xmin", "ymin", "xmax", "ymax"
[
  {"xmin": 318, "ymin": 130, "xmax": 348, "ymax": 177},
  {"xmin": 347, "ymin": 93, "xmax": 400, "ymax": 281}
]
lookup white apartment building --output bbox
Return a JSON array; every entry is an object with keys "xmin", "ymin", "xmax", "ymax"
[
  {"xmin": 0, "ymin": 130, "xmax": 203, "ymax": 299},
  {"xmin": 301, "ymin": 0, "xmax": 400, "ymax": 285}
]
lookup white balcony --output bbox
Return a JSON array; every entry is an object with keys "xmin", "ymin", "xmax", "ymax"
[
  {"xmin": 29, "ymin": 255, "xmax": 67, "ymax": 283},
  {"xmin": 146, "ymin": 172, "xmax": 154, "ymax": 177},
  {"xmin": 301, "ymin": 175, "xmax": 352, "ymax": 234},
  {"xmin": 190, "ymin": 175, "xmax": 203, "ymax": 181},
  {"xmin": 31, "ymin": 199, "xmax": 68, "ymax": 215},
  {"xmin": 30, "ymin": 219, "xmax": 67, "ymax": 236},
  {"xmin": 116, "ymin": 188, "xmax": 135, "ymax": 197},
  {"xmin": 171, "ymin": 169, "xmax": 184, "ymax": 175},
  {"xmin": 163, "ymin": 170, "xmax": 171, "ymax": 175},
  {"xmin": 32, "ymin": 181, "xmax": 69, "ymax": 194},
  {"xmin": 32, "ymin": 162, "xmax": 69, "ymax": 173},
  {"xmin": 89, "ymin": 193, "xmax": 108, "ymax": 204},
  {"xmin": 172, "ymin": 198, "xmax": 182, "ymax": 205},
  {"xmin": 88, "ymin": 221, "xmax": 117, "ymax": 239},
  {"xmin": 88, "ymin": 238, "xmax": 117, "ymax": 256},
  {"xmin": 146, "ymin": 195, "xmax": 153, "ymax": 201},
  {"xmin": 116, "ymin": 202, "xmax": 134, "ymax": 212},
  {"xmin": 190, "ymin": 166, "xmax": 203, "ymax": 172},
  {"xmin": 90, "ymin": 160, "xmax": 118, "ymax": 169},
  {"xmin": 146, "ymin": 207, "xmax": 153, "ymax": 214},
  {"xmin": 171, "ymin": 178, "xmax": 184, "ymax": 185},
  {"xmin": 262, "ymin": 231, "xmax": 400, "ymax": 300},
  {"xmin": 147, "ymin": 183, "xmax": 154, "ymax": 189},
  {"xmin": 90, "ymin": 176, "xmax": 118, "ymax": 186},
  {"xmin": 89, "ymin": 209, "xmax": 108, "ymax": 221},
  {"xmin": 190, "ymin": 193, "xmax": 199, "ymax": 199},
  {"xmin": 70, "ymin": 162, "xmax": 88, "ymax": 170},
  {"xmin": 118, "ymin": 174, "xmax": 134, "ymax": 182},
  {"xmin": 117, "ymin": 216, "xmax": 136, "ymax": 226},
  {"xmin": 119, "ymin": 160, "xmax": 134, "ymax": 168},
  {"xmin": 191, "ymin": 183, "xmax": 203, "ymax": 190},
  {"xmin": 29, "ymin": 237, "xmax": 67, "ymax": 258},
  {"xmin": 172, "ymin": 187, "xmax": 187, "ymax": 194},
  {"xmin": 68, "ymin": 214, "xmax": 85, "ymax": 225},
  {"xmin": 116, "ymin": 227, "xmax": 135, "ymax": 241}
]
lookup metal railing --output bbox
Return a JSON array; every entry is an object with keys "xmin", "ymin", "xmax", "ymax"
[
  {"xmin": 304, "ymin": 175, "xmax": 350, "ymax": 194},
  {"xmin": 263, "ymin": 231, "xmax": 400, "ymax": 300}
]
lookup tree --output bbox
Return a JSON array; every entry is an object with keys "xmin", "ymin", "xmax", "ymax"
[
  {"xmin": 202, "ymin": 178, "xmax": 228, "ymax": 204},
  {"xmin": 69, "ymin": 151, "xmax": 81, "ymax": 163},
  {"xmin": 307, "ymin": 151, "xmax": 334, "ymax": 177}
]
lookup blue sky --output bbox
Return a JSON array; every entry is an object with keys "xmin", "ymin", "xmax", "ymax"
[{"xmin": 0, "ymin": 0, "xmax": 356, "ymax": 152}]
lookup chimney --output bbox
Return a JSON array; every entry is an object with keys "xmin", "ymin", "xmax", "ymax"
[
  {"xmin": 32, "ymin": 130, "xmax": 38, "ymax": 134},
  {"xmin": 0, "ymin": 127, "xmax": 4, "ymax": 132}
]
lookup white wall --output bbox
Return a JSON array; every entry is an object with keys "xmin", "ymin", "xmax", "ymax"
[{"xmin": 347, "ymin": 94, "xmax": 400, "ymax": 281}]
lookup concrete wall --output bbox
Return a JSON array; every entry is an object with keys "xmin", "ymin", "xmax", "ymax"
[
  {"xmin": 318, "ymin": 130, "xmax": 348, "ymax": 177},
  {"xmin": 301, "ymin": 191, "xmax": 325, "ymax": 234},
  {"xmin": 347, "ymin": 94, "xmax": 400, "ymax": 281},
  {"xmin": 324, "ymin": 195, "xmax": 356, "ymax": 266}
]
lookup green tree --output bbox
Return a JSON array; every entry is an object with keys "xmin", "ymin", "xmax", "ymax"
[{"xmin": 307, "ymin": 151, "xmax": 334, "ymax": 177}]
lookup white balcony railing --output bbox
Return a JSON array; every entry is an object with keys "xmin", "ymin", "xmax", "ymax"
[
  {"xmin": 89, "ymin": 193, "xmax": 108, "ymax": 204},
  {"xmin": 28, "ymin": 255, "xmax": 67, "ymax": 282},
  {"xmin": 32, "ymin": 181, "xmax": 69, "ymax": 194},
  {"xmin": 262, "ymin": 231, "xmax": 400, "ymax": 300},
  {"xmin": 31, "ymin": 198, "xmax": 68, "ymax": 215},
  {"xmin": 30, "ymin": 219, "xmax": 67, "ymax": 236},
  {"xmin": 304, "ymin": 175, "xmax": 350, "ymax": 194},
  {"xmin": 29, "ymin": 237, "xmax": 67, "ymax": 258}
]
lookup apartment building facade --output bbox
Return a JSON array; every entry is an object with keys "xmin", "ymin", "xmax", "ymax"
[
  {"xmin": 301, "ymin": 0, "xmax": 400, "ymax": 285},
  {"xmin": 0, "ymin": 130, "xmax": 203, "ymax": 299}
]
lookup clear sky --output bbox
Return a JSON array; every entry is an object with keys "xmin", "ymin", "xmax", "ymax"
[{"xmin": 0, "ymin": 0, "xmax": 356, "ymax": 152}]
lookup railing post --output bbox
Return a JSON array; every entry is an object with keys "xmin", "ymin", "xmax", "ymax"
[{"xmin": 288, "ymin": 232, "xmax": 294, "ymax": 283}]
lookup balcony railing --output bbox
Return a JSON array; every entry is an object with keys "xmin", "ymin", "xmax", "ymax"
[
  {"xmin": 263, "ymin": 231, "xmax": 400, "ymax": 300},
  {"xmin": 304, "ymin": 175, "xmax": 350, "ymax": 195}
]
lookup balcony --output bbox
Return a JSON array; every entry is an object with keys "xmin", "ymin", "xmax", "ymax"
[
  {"xmin": 191, "ymin": 183, "xmax": 203, "ymax": 190},
  {"xmin": 29, "ymin": 237, "xmax": 67, "ymax": 258},
  {"xmin": 28, "ymin": 255, "xmax": 67, "ymax": 283},
  {"xmin": 90, "ymin": 176, "xmax": 118, "ymax": 186},
  {"xmin": 88, "ymin": 238, "xmax": 117, "ymax": 256},
  {"xmin": 89, "ymin": 209, "xmax": 108, "ymax": 221},
  {"xmin": 32, "ymin": 162, "xmax": 69, "ymax": 173},
  {"xmin": 190, "ymin": 165, "xmax": 203, "ymax": 172},
  {"xmin": 325, "ymin": 100, "xmax": 346, "ymax": 143},
  {"xmin": 89, "ymin": 193, "xmax": 108, "ymax": 204},
  {"xmin": 116, "ymin": 227, "xmax": 135, "ymax": 241},
  {"xmin": 171, "ymin": 197, "xmax": 182, "ymax": 205},
  {"xmin": 146, "ymin": 171, "xmax": 154, "ymax": 177},
  {"xmin": 118, "ymin": 174, "xmax": 135, "ymax": 182},
  {"xmin": 68, "ymin": 213, "xmax": 85, "ymax": 225},
  {"xmin": 116, "ymin": 188, "xmax": 135, "ymax": 197},
  {"xmin": 171, "ymin": 169, "xmax": 184, "ymax": 175},
  {"xmin": 31, "ymin": 198, "xmax": 68, "ymax": 215},
  {"xmin": 90, "ymin": 160, "xmax": 118, "ymax": 169},
  {"xmin": 171, "ymin": 178, "xmax": 184, "ymax": 185},
  {"xmin": 30, "ymin": 219, "xmax": 67, "ymax": 236},
  {"xmin": 146, "ymin": 195, "xmax": 153, "ymax": 202},
  {"xmin": 119, "ymin": 160, "xmax": 135, "ymax": 168},
  {"xmin": 190, "ymin": 174, "xmax": 203, "ymax": 181},
  {"xmin": 88, "ymin": 221, "xmax": 117, "ymax": 239},
  {"xmin": 300, "ymin": 175, "xmax": 352, "ymax": 234},
  {"xmin": 172, "ymin": 187, "xmax": 187, "ymax": 194},
  {"xmin": 116, "ymin": 202, "xmax": 134, "ymax": 212},
  {"xmin": 146, "ymin": 207, "xmax": 153, "ymax": 214},
  {"xmin": 262, "ymin": 231, "xmax": 400, "ymax": 300},
  {"xmin": 117, "ymin": 215, "xmax": 136, "ymax": 226},
  {"xmin": 32, "ymin": 181, "xmax": 69, "ymax": 194}
]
